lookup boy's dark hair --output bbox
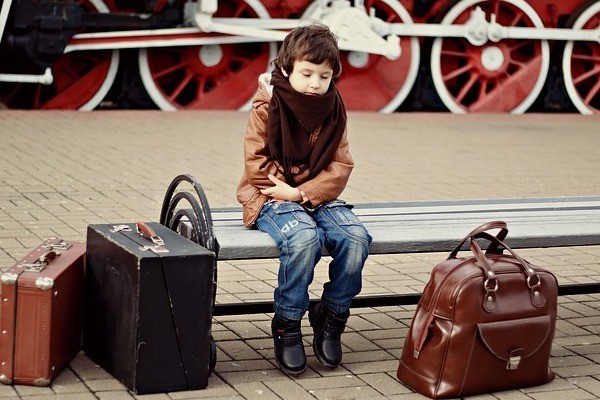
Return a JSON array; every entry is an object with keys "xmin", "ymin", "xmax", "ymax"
[{"xmin": 272, "ymin": 23, "xmax": 342, "ymax": 78}]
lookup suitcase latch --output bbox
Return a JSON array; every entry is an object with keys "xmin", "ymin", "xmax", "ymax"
[
  {"xmin": 110, "ymin": 224, "xmax": 133, "ymax": 232},
  {"xmin": 42, "ymin": 239, "xmax": 72, "ymax": 250}
]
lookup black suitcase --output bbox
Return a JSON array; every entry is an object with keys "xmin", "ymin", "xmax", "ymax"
[{"xmin": 83, "ymin": 222, "xmax": 215, "ymax": 394}]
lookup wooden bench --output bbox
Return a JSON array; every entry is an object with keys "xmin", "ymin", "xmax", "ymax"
[{"xmin": 160, "ymin": 175, "xmax": 600, "ymax": 317}]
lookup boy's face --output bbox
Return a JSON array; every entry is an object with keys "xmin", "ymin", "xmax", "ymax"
[{"xmin": 284, "ymin": 59, "xmax": 333, "ymax": 96}]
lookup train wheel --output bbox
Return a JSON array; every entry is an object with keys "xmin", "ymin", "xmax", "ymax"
[
  {"xmin": 138, "ymin": 0, "xmax": 275, "ymax": 111},
  {"xmin": 302, "ymin": 0, "xmax": 419, "ymax": 113},
  {"xmin": 430, "ymin": 0, "xmax": 550, "ymax": 113},
  {"xmin": 0, "ymin": 0, "xmax": 119, "ymax": 110},
  {"xmin": 562, "ymin": 0, "xmax": 600, "ymax": 115}
]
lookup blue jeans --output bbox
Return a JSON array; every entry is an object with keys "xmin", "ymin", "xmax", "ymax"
[{"xmin": 256, "ymin": 200, "xmax": 372, "ymax": 321}]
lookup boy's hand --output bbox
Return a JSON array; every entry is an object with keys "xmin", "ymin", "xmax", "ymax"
[{"xmin": 260, "ymin": 174, "xmax": 303, "ymax": 202}]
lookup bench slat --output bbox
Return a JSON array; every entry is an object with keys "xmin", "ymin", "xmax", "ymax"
[{"xmin": 212, "ymin": 197, "xmax": 600, "ymax": 260}]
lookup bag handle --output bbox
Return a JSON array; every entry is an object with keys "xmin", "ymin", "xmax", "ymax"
[
  {"xmin": 469, "ymin": 231, "xmax": 545, "ymax": 312},
  {"xmin": 447, "ymin": 221, "xmax": 508, "ymax": 260}
]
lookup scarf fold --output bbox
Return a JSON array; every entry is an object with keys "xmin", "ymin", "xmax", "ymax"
[{"xmin": 267, "ymin": 69, "xmax": 347, "ymax": 184}]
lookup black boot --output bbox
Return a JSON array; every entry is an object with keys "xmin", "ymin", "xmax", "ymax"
[
  {"xmin": 271, "ymin": 315, "xmax": 307, "ymax": 376},
  {"xmin": 309, "ymin": 302, "xmax": 350, "ymax": 368}
]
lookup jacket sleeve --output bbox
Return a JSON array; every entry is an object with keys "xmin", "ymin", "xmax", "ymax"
[
  {"xmin": 296, "ymin": 128, "xmax": 354, "ymax": 207},
  {"xmin": 243, "ymin": 101, "xmax": 285, "ymax": 189}
]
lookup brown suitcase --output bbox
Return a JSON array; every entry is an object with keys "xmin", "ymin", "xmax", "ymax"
[{"xmin": 0, "ymin": 238, "xmax": 85, "ymax": 386}]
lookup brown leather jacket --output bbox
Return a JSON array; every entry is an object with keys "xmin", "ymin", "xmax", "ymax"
[{"xmin": 236, "ymin": 74, "xmax": 354, "ymax": 227}]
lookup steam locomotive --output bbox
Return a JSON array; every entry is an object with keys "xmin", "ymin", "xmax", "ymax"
[{"xmin": 0, "ymin": 0, "xmax": 598, "ymax": 113}]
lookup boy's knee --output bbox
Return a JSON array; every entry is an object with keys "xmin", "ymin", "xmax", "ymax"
[{"xmin": 341, "ymin": 225, "xmax": 372, "ymax": 250}]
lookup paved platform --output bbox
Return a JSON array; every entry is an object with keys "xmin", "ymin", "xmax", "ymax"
[{"xmin": 1, "ymin": 110, "xmax": 600, "ymax": 399}]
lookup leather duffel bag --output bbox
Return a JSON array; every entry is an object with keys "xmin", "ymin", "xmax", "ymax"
[{"xmin": 397, "ymin": 221, "xmax": 558, "ymax": 399}]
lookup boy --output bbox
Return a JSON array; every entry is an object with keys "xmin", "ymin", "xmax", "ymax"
[{"xmin": 236, "ymin": 23, "xmax": 371, "ymax": 376}]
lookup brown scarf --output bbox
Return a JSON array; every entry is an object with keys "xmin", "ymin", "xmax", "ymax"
[{"xmin": 267, "ymin": 68, "xmax": 347, "ymax": 184}]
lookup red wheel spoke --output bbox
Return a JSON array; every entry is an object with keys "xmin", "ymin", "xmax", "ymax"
[
  {"xmin": 33, "ymin": 85, "xmax": 42, "ymax": 109},
  {"xmin": 479, "ymin": 77, "xmax": 491, "ymax": 98},
  {"xmin": 508, "ymin": 39, "xmax": 533, "ymax": 52},
  {"xmin": 153, "ymin": 61, "xmax": 188, "ymax": 79},
  {"xmin": 168, "ymin": 71, "xmax": 194, "ymax": 101},
  {"xmin": 232, "ymin": 3, "xmax": 245, "ymax": 18},
  {"xmin": 443, "ymin": 63, "xmax": 473, "ymax": 82},
  {"xmin": 492, "ymin": 1, "xmax": 500, "ymax": 18},
  {"xmin": 195, "ymin": 75, "xmax": 208, "ymax": 99},
  {"xmin": 509, "ymin": 9, "xmax": 526, "ymax": 27},
  {"xmin": 508, "ymin": 58, "xmax": 527, "ymax": 69},
  {"xmin": 572, "ymin": 53, "xmax": 600, "ymax": 63},
  {"xmin": 455, "ymin": 72, "xmax": 480, "ymax": 103},
  {"xmin": 441, "ymin": 48, "xmax": 471, "ymax": 58},
  {"xmin": 573, "ymin": 65, "xmax": 600, "ymax": 84},
  {"xmin": 584, "ymin": 77, "xmax": 600, "ymax": 103},
  {"xmin": 4, "ymin": 84, "xmax": 20, "ymax": 104}
]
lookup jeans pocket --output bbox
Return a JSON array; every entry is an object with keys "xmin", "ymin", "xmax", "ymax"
[
  {"xmin": 263, "ymin": 201, "xmax": 316, "ymax": 239},
  {"xmin": 323, "ymin": 200, "xmax": 361, "ymax": 226}
]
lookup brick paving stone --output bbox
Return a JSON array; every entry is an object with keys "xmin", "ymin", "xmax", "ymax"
[
  {"xmin": 217, "ymin": 369, "xmax": 287, "ymax": 386},
  {"xmin": 264, "ymin": 379, "xmax": 317, "ymax": 400},
  {"xmin": 50, "ymin": 369, "xmax": 88, "ymax": 394},
  {"xmin": 342, "ymin": 350, "xmax": 396, "ymax": 364},
  {"xmin": 311, "ymin": 385, "xmax": 388, "ymax": 399},
  {"xmin": 344, "ymin": 360, "xmax": 401, "ymax": 375},
  {"xmin": 231, "ymin": 382, "xmax": 280, "ymax": 399},
  {"xmin": 554, "ymin": 363, "xmax": 600, "ymax": 378},
  {"xmin": 297, "ymin": 374, "xmax": 364, "ymax": 390},
  {"xmin": 359, "ymin": 373, "xmax": 413, "ymax": 396},
  {"xmin": 218, "ymin": 340, "xmax": 264, "ymax": 361},
  {"xmin": 216, "ymin": 359, "xmax": 275, "ymax": 374},
  {"xmin": 342, "ymin": 331, "xmax": 383, "ymax": 352},
  {"xmin": 96, "ymin": 392, "xmax": 137, "ymax": 400},
  {"xmin": 0, "ymin": 384, "xmax": 19, "ymax": 397},
  {"xmin": 18, "ymin": 394, "xmax": 98, "ymax": 400},
  {"xmin": 570, "ymin": 376, "xmax": 600, "ymax": 397},
  {"xmin": 12, "ymin": 385, "xmax": 53, "ymax": 397},
  {"xmin": 167, "ymin": 376, "xmax": 238, "ymax": 399},
  {"xmin": 83, "ymin": 377, "xmax": 129, "ymax": 392},
  {"xmin": 527, "ymin": 388, "xmax": 597, "ymax": 400}
]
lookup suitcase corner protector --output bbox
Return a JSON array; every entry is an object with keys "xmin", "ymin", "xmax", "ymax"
[
  {"xmin": 0, "ymin": 273, "xmax": 18, "ymax": 285},
  {"xmin": 33, "ymin": 377, "xmax": 51, "ymax": 386},
  {"xmin": 0, "ymin": 374, "xmax": 12, "ymax": 385},
  {"xmin": 35, "ymin": 277, "xmax": 55, "ymax": 291}
]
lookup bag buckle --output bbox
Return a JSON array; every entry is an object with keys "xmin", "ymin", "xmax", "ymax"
[
  {"xmin": 506, "ymin": 349, "xmax": 524, "ymax": 370},
  {"xmin": 506, "ymin": 355, "xmax": 521, "ymax": 370}
]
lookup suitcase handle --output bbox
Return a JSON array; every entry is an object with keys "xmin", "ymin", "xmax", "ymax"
[
  {"xmin": 18, "ymin": 250, "xmax": 61, "ymax": 272},
  {"xmin": 136, "ymin": 222, "xmax": 165, "ymax": 246},
  {"xmin": 136, "ymin": 222, "xmax": 169, "ymax": 253},
  {"xmin": 39, "ymin": 250, "xmax": 59, "ymax": 263}
]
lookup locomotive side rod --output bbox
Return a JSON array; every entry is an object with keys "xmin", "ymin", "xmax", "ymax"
[{"xmin": 64, "ymin": 5, "xmax": 599, "ymax": 55}]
